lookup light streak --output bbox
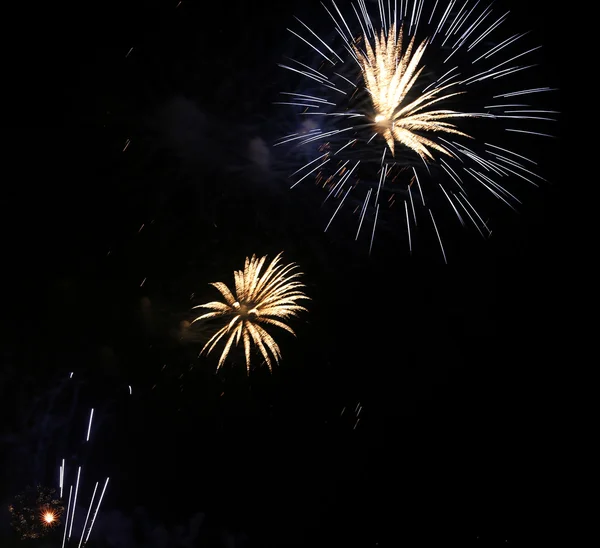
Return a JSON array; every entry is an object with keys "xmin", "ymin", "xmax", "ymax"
[
  {"xmin": 61, "ymin": 486, "xmax": 72, "ymax": 548},
  {"xmin": 68, "ymin": 467, "xmax": 81, "ymax": 539},
  {"xmin": 86, "ymin": 409, "xmax": 94, "ymax": 442},
  {"xmin": 83, "ymin": 477, "xmax": 109, "ymax": 545},
  {"xmin": 78, "ymin": 482, "xmax": 99, "ymax": 548}
]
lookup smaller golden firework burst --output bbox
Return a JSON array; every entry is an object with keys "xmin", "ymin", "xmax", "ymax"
[
  {"xmin": 8, "ymin": 485, "xmax": 64, "ymax": 540},
  {"xmin": 40, "ymin": 506, "xmax": 61, "ymax": 527},
  {"xmin": 192, "ymin": 252, "xmax": 309, "ymax": 372}
]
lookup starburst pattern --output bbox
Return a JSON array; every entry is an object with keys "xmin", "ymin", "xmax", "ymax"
[
  {"xmin": 40, "ymin": 507, "xmax": 60, "ymax": 528},
  {"xmin": 8, "ymin": 485, "xmax": 64, "ymax": 540},
  {"xmin": 191, "ymin": 253, "xmax": 309, "ymax": 372},
  {"xmin": 356, "ymin": 23, "xmax": 474, "ymax": 159},
  {"xmin": 276, "ymin": 0, "xmax": 557, "ymax": 259}
]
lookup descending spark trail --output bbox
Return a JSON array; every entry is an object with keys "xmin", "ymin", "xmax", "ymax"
[
  {"xmin": 78, "ymin": 482, "xmax": 98, "ymax": 548},
  {"xmin": 276, "ymin": 0, "xmax": 557, "ymax": 259},
  {"xmin": 68, "ymin": 467, "xmax": 82, "ymax": 539},
  {"xmin": 86, "ymin": 408, "xmax": 94, "ymax": 441},
  {"xmin": 52, "ymin": 402, "xmax": 112, "ymax": 546},
  {"xmin": 84, "ymin": 477, "xmax": 110, "ymax": 546},
  {"xmin": 8, "ymin": 375, "xmax": 117, "ymax": 543},
  {"xmin": 61, "ymin": 486, "xmax": 72, "ymax": 548},
  {"xmin": 59, "ymin": 459, "xmax": 65, "ymax": 498}
]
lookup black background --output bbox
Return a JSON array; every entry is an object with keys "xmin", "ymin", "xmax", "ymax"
[{"xmin": 2, "ymin": 0, "xmax": 564, "ymax": 546}]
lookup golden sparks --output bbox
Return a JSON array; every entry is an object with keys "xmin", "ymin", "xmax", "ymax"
[
  {"xmin": 39, "ymin": 507, "xmax": 60, "ymax": 528},
  {"xmin": 192, "ymin": 253, "xmax": 309, "ymax": 373},
  {"xmin": 354, "ymin": 23, "xmax": 475, "ymax": 159}
]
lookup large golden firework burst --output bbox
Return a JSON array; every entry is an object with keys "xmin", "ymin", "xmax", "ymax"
[
  {"xmin": 355, "ymin": 23, "xmax": 475, "ymax": 159},
  {"xmin": 191, "ymin": 253, "xmax": 309, "ymax": 372},
  {"xmin": 277, "ymin": 0, "xmax": 557, "ymax": 257}
]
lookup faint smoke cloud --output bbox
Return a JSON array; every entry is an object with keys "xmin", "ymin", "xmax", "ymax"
[
  {"xmin": 247, "ymin": 137, "xmax": 270, "ymax": 171},
  {"xmin": 156, "ymin": 96, "xmax": 208, "ymax": 164},
  {"xmin": 91, "ymin": 507, "xmax": 250, "ymax": 547}
]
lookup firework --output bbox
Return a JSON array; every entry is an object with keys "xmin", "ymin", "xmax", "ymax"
[
  {"xmin": 276, "ymin": 0, "xmax": 557, "ymax": 259},
  {"xmin": 41, "ymin": 507, "xmax": 60, "ymax": 526},
  {"xmin": 56, "ymin": 405, "xmax": 110, "ymax": 547},
  {"xmin": 191, "ymin": 253, "xmax": 309, "ymax": 372},
  {"xmin": 8, "ymin": 485, "xmax": 64, "ymax": 540},
  {"xmin": 4, "ymin": 374, "xmax": 114, "ymax": 546},
  {"xmin": 58, "ymin": 409, "xmax": 110, "ymax": 547}
]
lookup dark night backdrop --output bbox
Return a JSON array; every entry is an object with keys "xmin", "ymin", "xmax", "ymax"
[{"xmin": 2, "ymin": 0, "xmax": 564, "ymax": 546}]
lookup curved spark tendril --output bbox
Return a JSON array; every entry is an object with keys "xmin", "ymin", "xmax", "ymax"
[
  {"xmin": 356, "ymin": 23, "xmax": 475, "ymax": 159},
  {"xmin": 192, "ymin": 253, "xmax": 309, "ymax": 372}
]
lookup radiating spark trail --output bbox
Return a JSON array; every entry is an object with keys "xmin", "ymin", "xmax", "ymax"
[
  {"xmin": 280, "ymin": 91, "xmax": 335, "ymax": 104},
  {"xmin": 429, "ymin": 209, "xmax": 447, "ymax": 263},
  {"xmin": 439, "ymin": 184, "xmax": 465, "ymax": 226},
  {"xmin": 369, "ymin": 203, "xmax": 380, "ymax": 255},
  {"xmin": 494, "ymin": 87, "xmax": 556, "ymax": 98},
  {"xmin": 505, "ymin": 128, "xmax": 555, "ymax": 138},
  {"xmin": 325, "ymin": 186, "xmax": 353, "ymax": 231},
  {"xmin": 335, "ymin": 138, "xmax": 358, "ymax": 155},
  {"xmin": 356, "ymin": 188, "xmax": 372, "ymax": 240},
  {"xmin": 408, "ymin": 184, "xmax": 417, "ymax": 226},
  {"xmin": 291, "ymin": 159, "xmax": 330, "ymax": 188},
  {"xmin": 291, "ymin": 153, "xmax": 329, "ymax": 176}
]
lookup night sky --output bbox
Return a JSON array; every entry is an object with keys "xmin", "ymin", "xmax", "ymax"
[{"xmin": 2, "ymin": 0, "xmax": 563, "ymax": 546}]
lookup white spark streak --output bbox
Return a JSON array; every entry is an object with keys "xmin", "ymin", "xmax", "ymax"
[
  {"xmin": 84, "ymin": 478, "xmax": 109, "ymax": 545},
  {"xmin": 68, "ymin": 467, "xmax": 82, "ymax": 539},
  {"xmin": 61, "ymin": 486, "xmax": 72, "ymax": 548},
  {"xmin": 78, "ymin": 482, "xmax": 99, "ymax": 548},
  {"xmin": 86, "ymin": 409, "xmax": 94, "ymax": 442}
]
